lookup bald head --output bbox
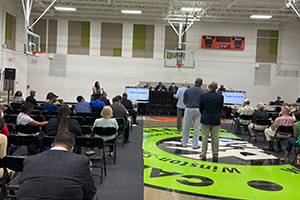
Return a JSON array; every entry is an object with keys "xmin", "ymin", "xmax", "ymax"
[
  {"xmin": 209, "ymin": 81, "xmax": 218, "ymax": 90},
  {"xmin": 195, "ymin": 78, "xmax": 203, "ymax": 86},
  {"xmin": 181, "ymin": 81, "xmax": 188, "ymax": 87}
]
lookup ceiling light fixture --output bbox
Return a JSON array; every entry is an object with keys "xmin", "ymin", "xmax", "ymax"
[
  {"xmin": 54, "ymin": 7, "xmax": 77, "ymax": 11},
  {"xmin": 181, "ymin": 7, "xmax": 202, "ymax": 12},
  {"xmin": 121, "ymin": 10, "xmax": 142, "ymax": 14},
  {"xmin": 250, "ymin": 15, "xmax": 272, "ymax": 19}
]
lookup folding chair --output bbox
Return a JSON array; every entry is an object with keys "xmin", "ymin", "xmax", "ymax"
[
  {"xmin": 8, "ymin": 135, "xmax": 40, "ymax": 156},
  {"xmin": 4, "ymin": 115, "xmax": 17, "ymax": 125},
  {"xmin": 15, "ymin": 125, "xmax": 41, "ymax": 135},
  {"xmin": 238, "ymin": 114, "xmax": 253, "ymax": 134},
  {"xmin": 93, "ymin": 127, "xmax": 117, "ymax": 164},
  {"xmin": 81, "ymin": 125, "xmax": 92, "ymax": 135},
  {"xmin": 30, "ymin": 110, "xmax": 41, "ymax": 115},
  {"xmin": 76, "ymin": 112, "xmax": 92, "ymax": 118},
  {"xmin": 30, "ymin": 115, "xmax": 45, "ymax": 122},
  {"xmin": 42, "ymin": 111, "xmax": 58, "ymax": 116},
  {"xmin": 45, "ymin": 115, "xmax": 59, "ymax": 121},
  {"xmin": 10, "ymin": 103, "xmax": 22, "ymax": 110},
  {"xmin": 3, "ymin": 156, "xmax": 26, "ymax": 200},
  {"xmin": 4, "ymin": 109, "xmax": 20, "ymax": 115},
  {"xmin": 273, "ymin": 125, "xmax": 294, "ymax": 154},
  {"xmin": 248, "ymin": 119, "xmax": 271, "ymax": 142},
  {"xmin": 70, "ymin": 116, "xmax": 85, "ymax": 126},
  {"xmin": 85, "ymin": 116, "xmax": 97, "ymax": 126},
  {"xmin": 75, "ymin": 137, "xmax": 106, "ymax": 184},
  {"xmin": 33, "ymin": 106, "xmax": 43, "ymax": 111},
  {"xmin": 41, "ymin": 136, "xmax": 55, "ymax": 151},
  {"xmin": 115, "ymin": 117, "xmax": 126, "ymax": 147}
]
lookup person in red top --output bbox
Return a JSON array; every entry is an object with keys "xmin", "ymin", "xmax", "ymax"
[{"xmin": 0, "ymin": 117, "xmax": 8, "ymax": 136}]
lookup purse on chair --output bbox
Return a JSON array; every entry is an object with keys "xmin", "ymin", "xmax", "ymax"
[{"xmin": 296, "ymin": 154, "xmax": 300, "ymax": 166}]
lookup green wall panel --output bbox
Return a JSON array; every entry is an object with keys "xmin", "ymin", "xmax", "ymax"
[
  {"xmin": 133, "ymin": 25, "xmax": 146, "ymax": 50},
  {"xmin": 40, "ymin": 44, "xmax": 46, "ymax": 52},
  {"xmin": 269, "ymin": 30, "xmax": 279, "ymax": 55},
  {"xmin": 113, "ymin": 48, "xmax": 122, "ymax": 57},
  {"xmin": 5, "ymin": 13, "xmax": 13, "ymax": 40},
  {"xmin": 270, "ymin": 30, "xmax": 279, "ymax": 38},
  {"xmin": 81, "ymin": 22, "xmax": 90, "ymax": 47}
]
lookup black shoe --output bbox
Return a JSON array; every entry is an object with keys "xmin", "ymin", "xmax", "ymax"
[
  {"xmin": 133, "ymin": 122, "xmax": 139, "ymax": 125},
  {"xmin": 124, "ymin": 139, "xmax": 131, "ymax": 144},
  {"xmin": 263, "ymin": 146, "xmax": 275, "ymax": 151}
]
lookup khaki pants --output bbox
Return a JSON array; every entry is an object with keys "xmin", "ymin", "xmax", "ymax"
[
  {"xmin": 201, "ymin": 124, "xmax": 220, "ymax": 156},
  {"xmin": 176, "ymin": 108, "xmax": 185, "ymax": 130},
  {"xmin": 248, "ymin": 123, "xmax": 269, "ymax": 136},
  {"xmin": 0, "ymin": 134, "xmax": 7, "ymax": 178}
]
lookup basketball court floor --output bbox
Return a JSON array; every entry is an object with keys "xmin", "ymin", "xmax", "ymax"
[{"xmin": 142, "ymin": 116, "xmax": 299, "ymax": 200}]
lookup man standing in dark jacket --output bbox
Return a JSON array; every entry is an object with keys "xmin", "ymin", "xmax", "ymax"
[{"xmin": 199, "ymin": 82, "xmax": 223, "ymax": 161}]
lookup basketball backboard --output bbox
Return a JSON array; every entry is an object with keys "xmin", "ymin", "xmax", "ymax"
[
  {"xmin": 25, "ymin": 29, "xmax": 40, "ymax": 55},
  {"xmin": 164, "ymin": 50, "xmax": 195, "ymax": 68}
]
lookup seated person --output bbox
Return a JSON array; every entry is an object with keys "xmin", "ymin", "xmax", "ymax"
[
  {"xmin": 234, "ymin": 99, "xmax": 254, "ymax": 134},
  {"xmin": 122, "ymin": 93, "xmax": 138, "ymax": 124},
  {"xmin": 43, "ymin": 93, "xmax": 59, "ymax": 112},
  {"xmin": 0, "ymin": 117, "xmax": 9, "ymax": 136},
  {"xmin": 89, "ymin": 94, "xmax": 105, "ymax": 112},
  {"xmin": 44, "ymin": 105, "xmax": 82, "ymax": 137},
  {"xmin": 274, "ymin": 96, "xmax": 284, "ymax": 106},
  {"xmin": 143, "ymin": 82, "xmax": 152, "ymax": 90},
  {"xmin": 110, "ymin": 96, "xmax": 130, "ymax": 143},
  {"xmin": 248, "ymin": 103, "xmax": 269, "ymax": 140},
  {"xmin": 18, "ymin": 132, "xmax": 97, "ymax": 200},
  {"xmin": 17, "ymin": 103, "xmax": 48, "ymax": 128},
  {"xmin": 154, "ymin": 82, "xmax": 167, "ymax": 92},
  {"xmin": 45, "ymin": 92, "xmax": 60, "ymax": 105},
  {"xmin": 264, "ymin": 106, "xmax": 294, "ymax": 151},
  {"xmin": 74, "ymin": 95, "xmax": 91, "ymax": 113},
  {"xmin": 12, "ymin": 90, "xmax": 25, "ymax": 104},
  {"xmin": 93, "ymin": 106, "xmax": 118, "ymax": 157},
  {"xmin": 100, "ymin": 92, "xmax": 111, "ymax": 106},
  {"xmin": 168, "ymin": 82, "xmax": 178, "ymax": 93},
  {"xmin": 25, "ymin": 90, "xmax": 38, "ymax": 106},
  {"xmin": 280, "ymin": 111, "xmax": 300, "ymax": 163},
  {"xmin": 217, "ymin": 85, "xmax": 226, "ymax": 94}
]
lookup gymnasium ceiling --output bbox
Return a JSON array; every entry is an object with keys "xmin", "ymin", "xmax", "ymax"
[{"xmin": 5, "ymin": 0, "xmax": 300, "ymax": 25}]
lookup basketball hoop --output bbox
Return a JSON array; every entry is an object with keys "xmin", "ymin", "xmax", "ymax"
[{"xmin": 176, "ymin": 63, "xmax": 184, "ymax": 68}]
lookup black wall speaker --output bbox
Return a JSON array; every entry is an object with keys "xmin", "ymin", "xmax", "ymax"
[{"xmin": 4, "ymin": 68, "xmax": 16, "ymax": 80}]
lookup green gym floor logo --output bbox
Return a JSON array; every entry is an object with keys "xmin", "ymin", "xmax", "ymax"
[{"xmin": 143, "ymin": 127, "xmax": 300, "ymax": 199}]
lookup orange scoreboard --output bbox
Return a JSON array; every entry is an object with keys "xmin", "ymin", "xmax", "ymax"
[{"xmin": 201, "ymin": 35, "xmax": 245, "ymax": 50}]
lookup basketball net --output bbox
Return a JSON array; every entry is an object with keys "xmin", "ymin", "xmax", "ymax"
[
  {"xmin": 176, "ymin": 63, "xmax": 183, "ymax": 73},
  {"xmin": 30, "ymin": 51, "xmax": 47, "ymax": 64}
]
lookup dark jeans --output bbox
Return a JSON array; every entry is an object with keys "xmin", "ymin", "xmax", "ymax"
[{"xmin": 286, "ymin": 138, "xmax": 300, "ymax": 152}]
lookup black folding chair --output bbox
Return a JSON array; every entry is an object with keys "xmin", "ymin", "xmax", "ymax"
[
  {"xmin": 3, "ymin": 156, "xmax": 26, "ymax": 200},
  {"xmin": 8, "ymin": 135, "xmax": 40, "ymax": 156},
  {"xmin": 45, "ymin": 115, "xmax": 59, "ymax": 121},
  {"xmin": 274, "ymin": 125, "xmax": 294, "ymax": 154},
  {"xmin": 93, "ymin": 127, "xmax": 117, "ymax": 164},
  {"xmin": 6, "ymin": 125, "xmax": 15, "ymax": 135},
  {"xmin": 248, "ymin": 119, "xmax": 271, "ymax": 142},
  {"xmin": 76, "ymin": 113, "xmax": 92, "ymax": 118},
  {"xmin": 10, "ymin": 103, "xmax": 22, "ymax": 110},
  {"xmin": 42, "ymin": 111, "xmax": 58, "ymax": 116},
  {"xmin": 238, "ymin": 114, "xmax": 253, "ymax": 134},
  {"xmin": 115, "ymin": 117, "xmax": 127, "ymax": 147},
  {"xmin": 75, "ymin": 137, "xmax": 106, "ymax": 184},
  {"xmin": 30, "ymin": 110, "xmax": 41, "ymax": 115},
  {"xmin": 85, "ymin": 116, "xmax": 97, "ymax": 126},
  {"xmin": 4, "ymin": 115, "xmax": 17, "ymax": 125},
  {"xmin": 4, "ymin": 109, "xmax": 20, "ymax": 115},
  {"xmin": 41, "ymin": 136, "xmax": 55, "ymax": 151},
  {"xmin": 81, "ymin": 125, "xmax": 92, "ymax": 135},
  {"xmin": 33, "ymin": 106, "xmax": 43, "ymax": 111},
  {"xmin": 30, "ymin": 115, "xmax": 45, "ymax": 122},
  {"xmin": 70, "ymin": 116, "xmax": 85, "ymax": 126},
  {"xmin": 15, "ymin": 125, "xmax": 41, "ymax": 135}
]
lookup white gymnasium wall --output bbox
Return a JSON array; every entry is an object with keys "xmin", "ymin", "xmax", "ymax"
[
  {"xmin": 26, "ymin": 19, "xmax": 300, "ymax": 106},
  {"xmin": 0, "ymin": 2, "xmax": 27, "ymax": 96},
  {"xmin": 0, "ymin": 2, "xmax": 298, "ymax": 106}
]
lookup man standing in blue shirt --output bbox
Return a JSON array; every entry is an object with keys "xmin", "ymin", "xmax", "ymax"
[
  {"xmin": 173, "ymin": 81, "xmax": 188, "ymax": 131},
  {"xmin": 181, "ymin": 78, "xmax": 206, "ymax": 149},
  {"xmin": 75, "ymin": 95, "xmax": 91, "ymax": 113},
  {"xmin": 89, "ymin": 94, "xmax": 105, "ymax": 112},
  {"xmin": 43, "ymin": 93, "xmax": 59, "ymax": 112}
]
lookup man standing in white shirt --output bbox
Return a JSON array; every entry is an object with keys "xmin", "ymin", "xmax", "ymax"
[{"xmin": 173, "ymin": 81, "xmax": 188, "ymax": 131}]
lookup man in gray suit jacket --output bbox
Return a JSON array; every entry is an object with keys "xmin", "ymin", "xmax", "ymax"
[
  {"xmin": 199, "ymin": 82, "xmax": 223, "ymax": 161},
  {"xmin": 18, "ymin": 132, "xmax": 97, "ymax": 200}
]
